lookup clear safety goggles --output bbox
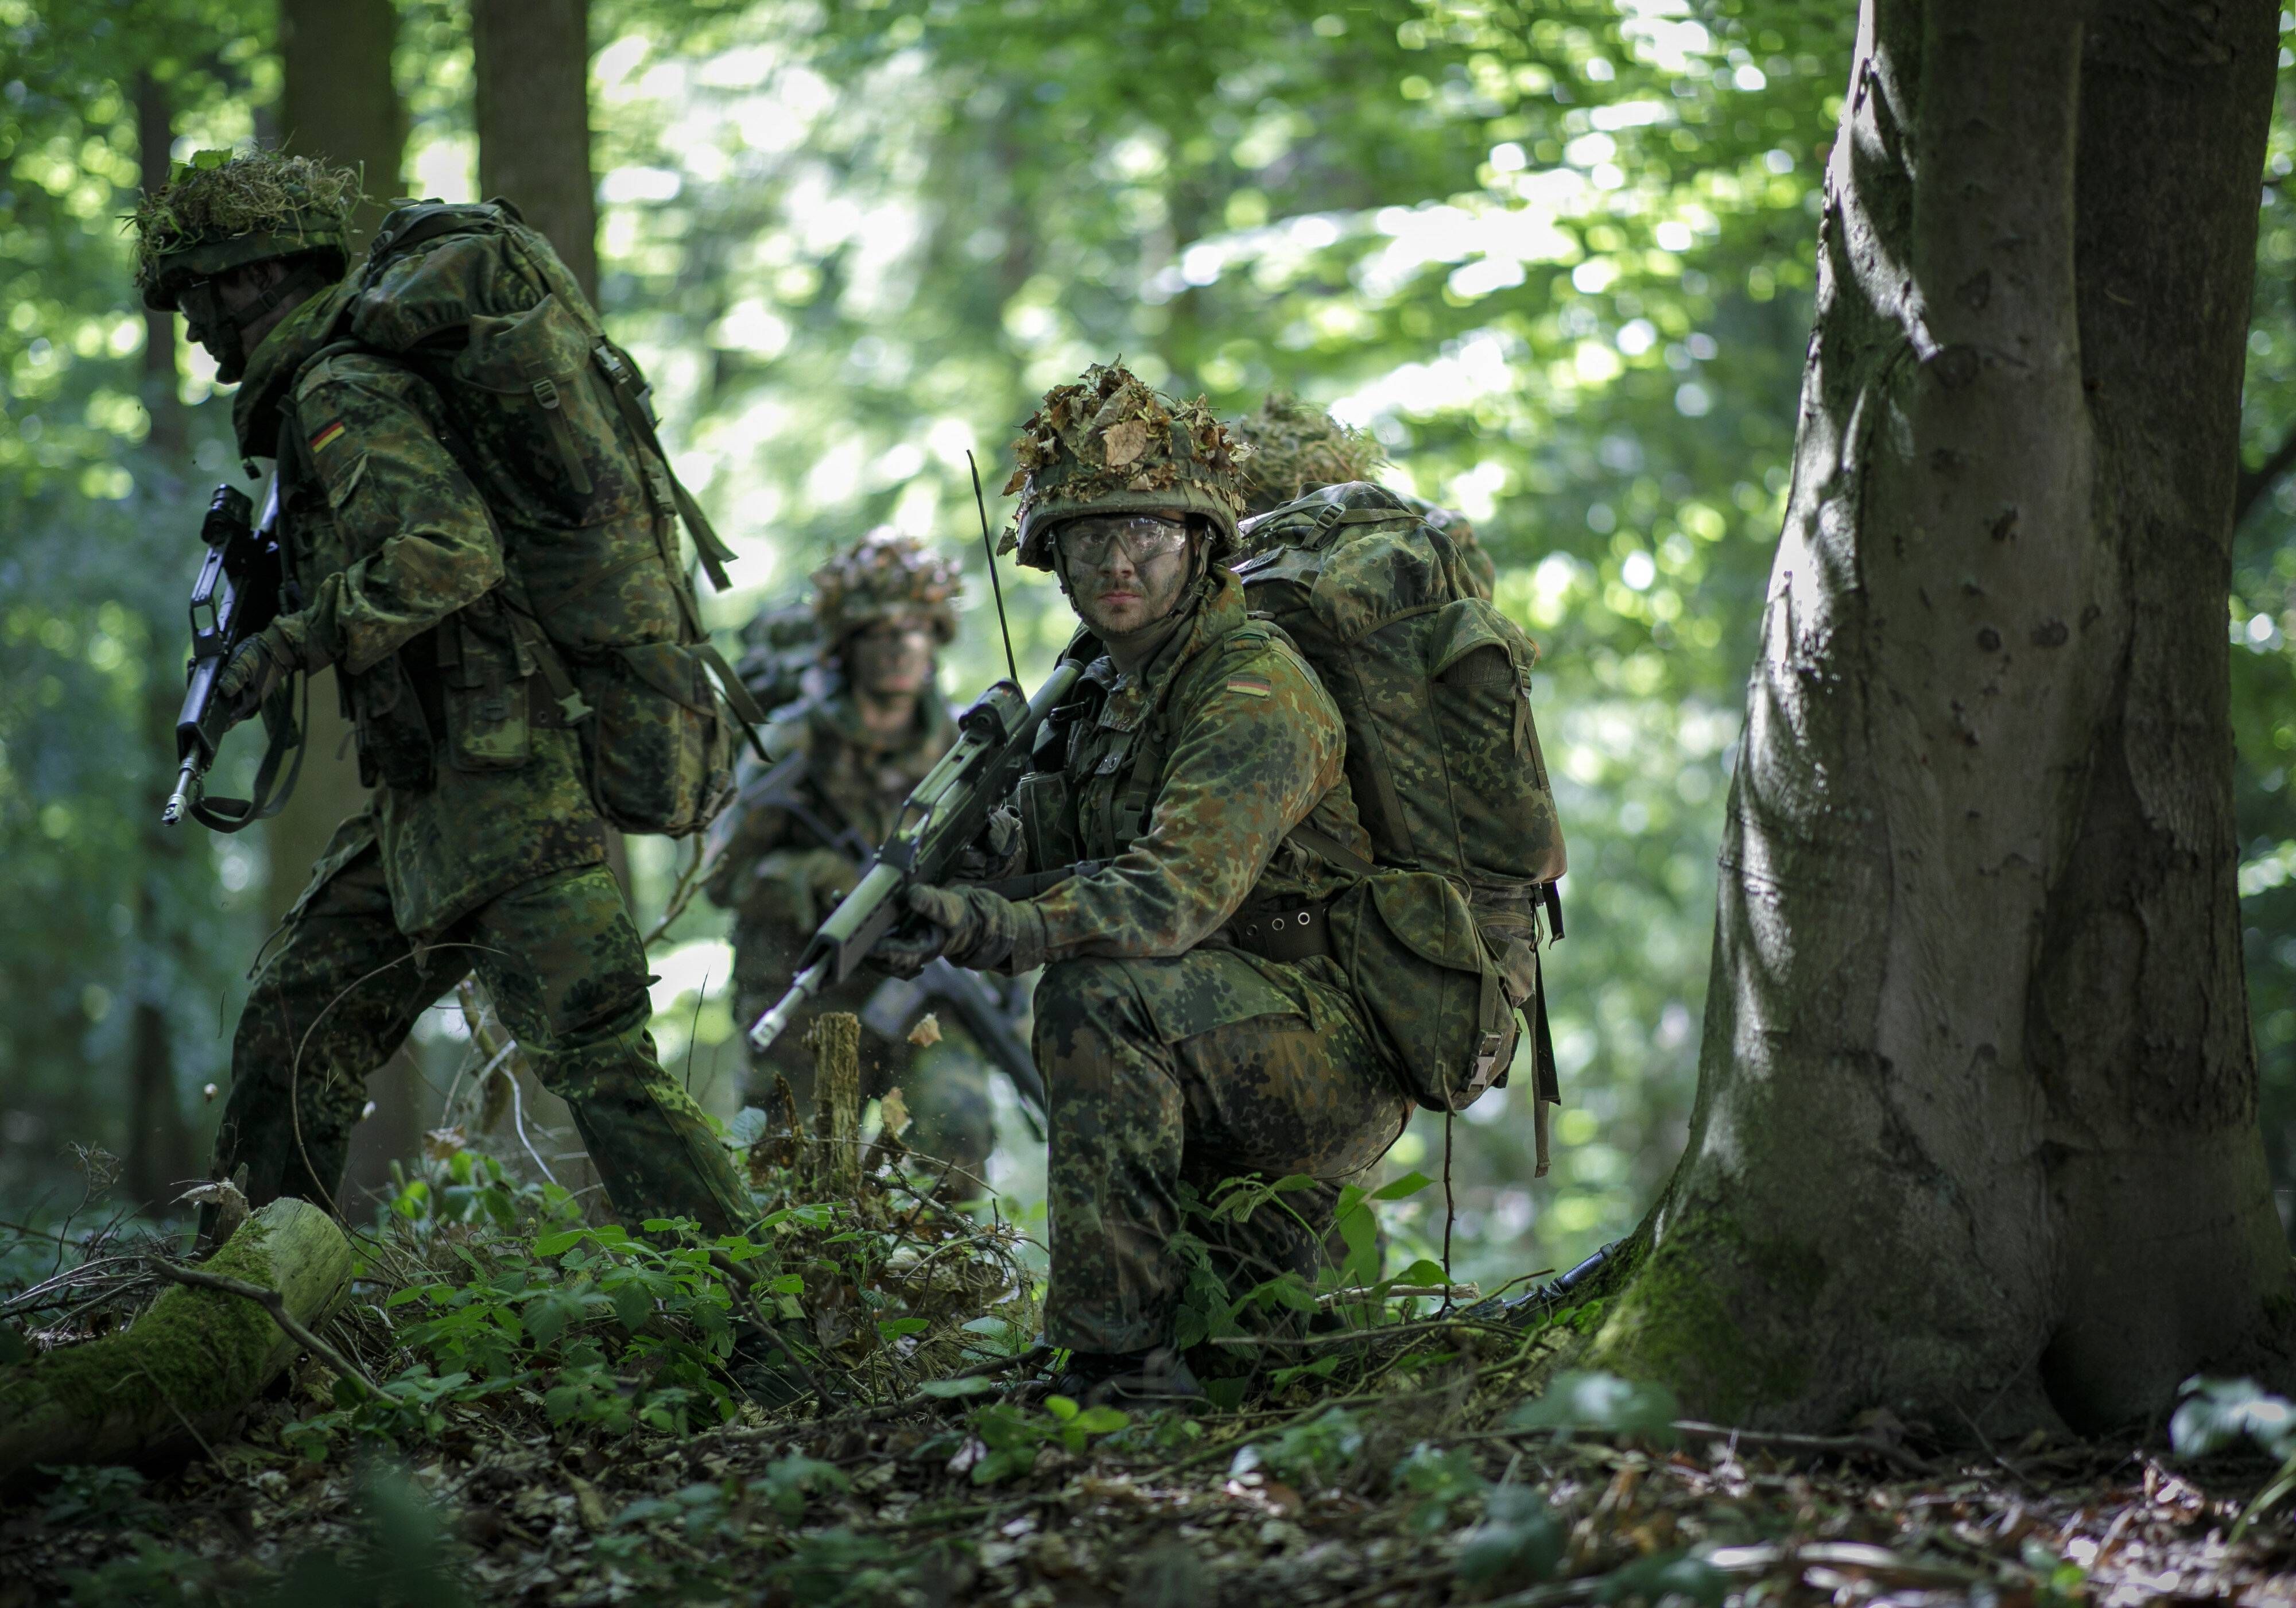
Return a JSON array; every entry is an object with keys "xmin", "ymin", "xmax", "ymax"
[{"xmin": 1054, "ymin": 514, "xmax": 1190, "ymax": 569}]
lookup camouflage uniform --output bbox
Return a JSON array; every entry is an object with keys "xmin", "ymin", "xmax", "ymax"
[
  {"xmin": 705, "ymin": 546, "xmax": 994, "ymax": 1172},
  {"xmin": 1231, "ymin": 393, "xmax": 1498, "ymax": 599},
  {"xmin": 937, "ymin": 366, "xmax": 1412, "ymax": 1355},
  {"xmin": 138, "ymin": 157, "xmax": 751, "ymax": 1233},
  {"xmin": 1019, "ymin": 572, "xmax": 1411, "ymax": 1352}
]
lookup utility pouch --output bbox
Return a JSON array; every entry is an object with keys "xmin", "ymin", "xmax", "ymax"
[
  {"xmin": 1326, "ymin": 870, "xmax": 1518, "ymax": 1113},
  {"xmin": 437, "ymin": 608, "xmax": 535, "ymax": 773},
  {"xmin": 573, "ymin": 640, "xmax": 736, "ymax": 838},
  {"xmin": 1014, "ymin": 767, "xmax": 1081, "ymax": 875},
  {"xmin": 350, "ymin": 654, "xmax": 437, "ymax": 792}
]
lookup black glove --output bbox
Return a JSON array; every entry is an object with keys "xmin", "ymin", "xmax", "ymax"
[
  {"xmin": 867, "ymin": 884, "xmax": 1031, "ymax": 978},
  {"xmin": 215, "ymin": 631, "xmax": 288, "ymax": 726}
]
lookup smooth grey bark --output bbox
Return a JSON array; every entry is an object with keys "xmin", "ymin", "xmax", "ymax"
[{"xmin": 1581, "ymin": 0, "xmax": 2293, "ymax": 1435}]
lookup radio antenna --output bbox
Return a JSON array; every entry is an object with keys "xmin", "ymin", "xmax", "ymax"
[{"xmin": 968, "ymin": 450, "xmax": 1021, "ymax": 685}]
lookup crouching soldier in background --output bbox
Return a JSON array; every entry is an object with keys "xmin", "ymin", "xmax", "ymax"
[
  {"xmin": 134, "ymin": 152, "xmax": 754, "ymax": 1235},
  {"xmin": 1228, "ymin": 392, "xmax": 1499, "ymax": 599},
  {"xmin": 870, "ymin": 364, "xmax": 1416, "ymax": 1404},
  {"xmin": 704, "ymin": 534, "xmax": 996, "ymax": 1180}
]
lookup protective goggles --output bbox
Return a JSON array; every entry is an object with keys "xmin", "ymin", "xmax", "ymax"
[{"xmin": 1053, "ymin": 514, "xmax": 1190, "ymax": 568}]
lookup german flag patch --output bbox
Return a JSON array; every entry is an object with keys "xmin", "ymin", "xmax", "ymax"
[
  {"xmin": 1225, "ymin": 675, "xmax": 1272, "ymax": 699},
  {"xmin": 308, "ymin": 420, "xmax": 347, "ymax": 454}
]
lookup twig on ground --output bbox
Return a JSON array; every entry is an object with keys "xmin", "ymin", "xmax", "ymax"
[{"xmin": 1671, "ymin": 1418, "xmax": 1936, "ymax": 1478}]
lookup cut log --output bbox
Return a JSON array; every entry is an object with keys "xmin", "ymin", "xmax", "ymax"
[{"xmin": 0, "ymin": 1198, "xmax": 352, "ymax": 1493}]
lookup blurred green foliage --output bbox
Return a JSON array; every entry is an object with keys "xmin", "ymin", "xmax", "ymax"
[{"xmin": 3, "ymin": 1, "xmax": 2294, "ymax": 1285}]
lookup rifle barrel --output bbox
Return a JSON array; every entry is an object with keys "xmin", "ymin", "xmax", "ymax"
[
  {"xmin": 161, "ymin": 759, "xmax": 200, "ymax": 827},
  {"xmin": 749, "ymin": 956, "xmax": 829, "ymax": 1053}
]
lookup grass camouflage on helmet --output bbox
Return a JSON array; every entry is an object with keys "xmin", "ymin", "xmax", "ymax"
[
  {"xmin": 129, "ymin": 150, "xmax": 360, "ymax": 311},
  {"xmin": 1230, "ymin": 393, "xmax": 1383, "ymax": 518},
  {"xmin": 812, "ymin": 532, "xmax": 962, "ymax": 647},
  {"xmin": 1000, "ymin": 361, "xmax": 1253, "ymax": 570}
]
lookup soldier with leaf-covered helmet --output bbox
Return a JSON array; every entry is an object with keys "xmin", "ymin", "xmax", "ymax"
[
  {"xmin": 866, "ymin": 362, "xmax": 1412, "ymax": 1405},
  {"xmin": 704, "ymin": 533, "xmax": 995, "ymax": 1177},
  {"xmin": 131, "ymin": 150, "xmax": 756, "ymax": 1241}
]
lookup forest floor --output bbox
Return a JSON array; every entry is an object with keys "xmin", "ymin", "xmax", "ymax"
[{"xmin": 3, "ymin": 1129, "xmax": 2294, "ymax": 1606}]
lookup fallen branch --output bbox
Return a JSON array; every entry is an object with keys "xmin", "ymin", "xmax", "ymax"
[
  {"xmin": 146, "ymin": 1260, "xmax": 376, "ymax": 1393},
  {"xmin": 0, "ymin": 1198, "xmax": 351, "ymax": 1493}
]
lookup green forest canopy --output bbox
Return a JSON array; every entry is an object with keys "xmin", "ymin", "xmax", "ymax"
[{"xmin": 5, "ymin": 0, "xmax": 2296, "ymax": 1280}]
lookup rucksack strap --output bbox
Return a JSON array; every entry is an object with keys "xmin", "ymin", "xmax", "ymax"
[{"xmin": 590, "ymin": 342, "xmax": 743, "ymax": 594}]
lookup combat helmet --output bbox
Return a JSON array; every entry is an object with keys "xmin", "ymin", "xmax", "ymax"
[
  {"xmin": 1000, "ymin": 362, "xmax": 1254, "ymax": 571},
  {"xmin": 812, "ymin": 531, "xmax": 961, "ymax": 649},
  {"xmin": 1230, "ymin": 393, "xmax": 1383, "ymax": 518},
  {"xmin": 130, "ymin": 150, "xmax": 360, "ymax": 311}
]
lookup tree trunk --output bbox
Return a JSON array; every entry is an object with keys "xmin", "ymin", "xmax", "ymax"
[
  {"xmin": 1573, "ymin": 0, "xmax": 2294, "ymax": 1436},
  {"xmin": 123, "ymin": 71, "xmax": 200, "ymax": 1216},
  {"xmin": 0, "ymin": 1200, "xmax": 351, "ymax": 1493},
  {"xmin": 472, "ymin": 0, "xmax": 600, "ymax": 304},
  {"xmin": 277, "ymin": 0, "xmax": 431, "ymax": 1207}
]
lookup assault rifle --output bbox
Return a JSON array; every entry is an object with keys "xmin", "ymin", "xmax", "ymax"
[
  {"xmin": 747, "ymin": 661, "xmax": 1085, "ymax": 1059},
  {"xmin": 162, "ymin": 482, "xmax": 302, "ymax": 832},
  {"xmin": 736, "ymin": 712, "xmax": 1054, "ymax": 1134}
]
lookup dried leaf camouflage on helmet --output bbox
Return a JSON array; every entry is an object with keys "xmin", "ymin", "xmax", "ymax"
[
  {"xmin": 1230, "ymin": 393, "xmax": 1384, "ymax": 518},
  {"xmin": 1000, "ymin": 362, "xmax": 1254, "ymax": 569},
  {"xmin": 129, "ymin": 149, "xmax": 362, "ymax": 311},
  {"xmin": 812, "ymin": 530, "xmax": 963, "ymax": 646}
]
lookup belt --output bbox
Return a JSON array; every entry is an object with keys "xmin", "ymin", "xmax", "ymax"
[{"xmin": 1221, "ymin": 894, "xmax": 1335, "ymax": 963}]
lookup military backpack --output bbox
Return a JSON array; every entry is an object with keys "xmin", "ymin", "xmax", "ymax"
[
  {"xmin": 1234, "ymin": 483, "xmax": 1567, "ymax": 1136},
  {"xmin": 310, "ymin": 197, "xmax": 762, "ymax": 835}
]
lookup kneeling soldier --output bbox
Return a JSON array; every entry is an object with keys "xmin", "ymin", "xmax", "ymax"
[{"xmin": 874, "ymin": 364, "xmax": 1413, "ymax": 1401}]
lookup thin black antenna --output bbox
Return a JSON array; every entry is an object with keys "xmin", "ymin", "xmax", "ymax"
[{"xmin": 968, "ymin": 450, "xmax": 1021, "ymax": 685}]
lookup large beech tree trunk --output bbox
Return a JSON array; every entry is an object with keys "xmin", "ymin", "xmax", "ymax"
[
  {"xmin": 0, "ymin": 1200, "xmax": 350, "ymax": 1491},
  {"xmin": 1579, "ymin": 0, "xmax": 2294, "ymax": 1435}
]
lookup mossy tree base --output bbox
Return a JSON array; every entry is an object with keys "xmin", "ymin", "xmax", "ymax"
[
  {"xmin": 0, "ymin": 1198, "xmax": 351, "ymax": 1493},
  {"xmin": 1522, "ymin": 0, "xmax": 2296, "ymax": 1437}
]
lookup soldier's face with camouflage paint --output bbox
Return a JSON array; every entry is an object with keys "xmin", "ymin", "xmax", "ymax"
[
  {"xmin": 1056, "ymin": 512, "xmax": 1196, "ymax": 642},
  {"xmin": 847, "ymin": 619, "xmax": 936, "ymax": 698}
]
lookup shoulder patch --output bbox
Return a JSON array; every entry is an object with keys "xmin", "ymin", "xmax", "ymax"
[
  {"xmin": 309, "ymin": 420, "xmax": 347, "ymax": 455},
  {"xmin": 1224, "ymin": 675, "xmax": 1273, "ymax": 699}
]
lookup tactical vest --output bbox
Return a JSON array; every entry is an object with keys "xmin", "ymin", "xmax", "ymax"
[
  {"xmin": 295, "ymin": 197, "xmax": 761, "ymax": 836},
  {"xmin": 1234, "ymin": 483, "xmax": 1566, "ymax": 1128}
]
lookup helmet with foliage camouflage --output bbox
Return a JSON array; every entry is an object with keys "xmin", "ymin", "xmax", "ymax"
[
  {"xmin": 812, "ymin": 530, "xmax": 961, "ymax": 648},
  {"xmin": 129, "ymin": 149, "xmax": 359, "ymax": 313},
  {"xmin": 1230, "ymin": 393, "xmax": 1383, "ymax": 517},
  {"xmin": 1000, "ymin": 362, "xmax": 1254, "ymax": 571}
]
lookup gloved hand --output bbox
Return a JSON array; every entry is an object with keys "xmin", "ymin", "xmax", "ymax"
[
  {"xmin": 952, "ymin": 804, "xmax": 1025, "ymax": 882},
  {"xmin": 215, "ymin": 621, "xmax": 301, "ymax": 726},
  {"xmin": 868, "ymin": 883, "xmax": 1033, "ymax": 978}
]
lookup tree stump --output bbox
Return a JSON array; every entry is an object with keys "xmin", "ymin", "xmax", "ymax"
[
  {"xmin": 805, "ymin": 1012, "xmax": 863, "ymax": 1196},
  {"xmin": 0, "ymin": 1198, "xmax": 352, "ymax": 1493}
]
